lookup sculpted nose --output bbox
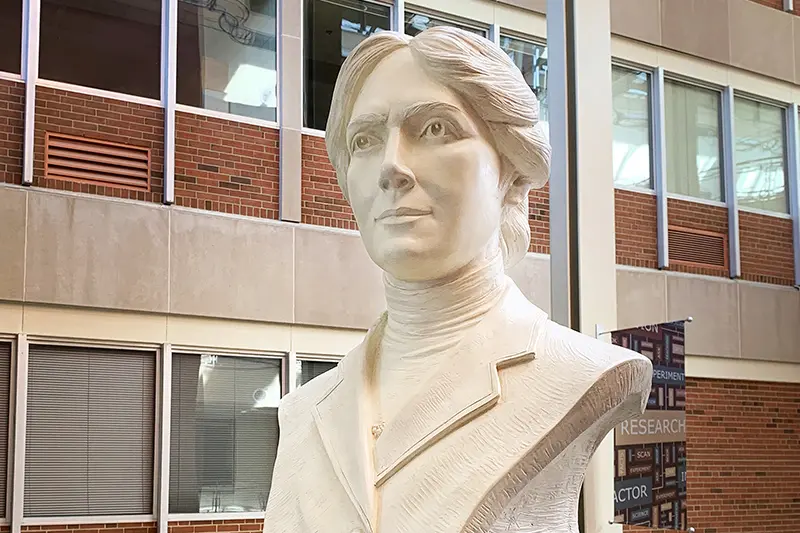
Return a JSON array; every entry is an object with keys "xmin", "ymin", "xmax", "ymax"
[{"xmin": 378, "ymin": 132, "xmax": 414, "ymax": 192}]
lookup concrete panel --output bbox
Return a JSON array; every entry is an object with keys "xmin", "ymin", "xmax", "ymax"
[
  {"xmin": 666, "ymin": 274, "xmax": 740, "ymax": 358},
  {"xmin": 610, "ymin": 0, "xmax": 661, "ymax": 45},
  {"xmin": 729, "ymin": 0, "xmax": 795, "ymax": 82},
  {"xmin": 170, "ymin": 209, "xmax": 294, "ymax": 322},
  {"xmin": 280, "ymin": 128, "xmax": 302, "ymax": 222},
  {"xmin": 294, "ymin": 227, "xmax": 385, "ymax": 329},
  {"xmin": 166, "ymin": 315, "xmax": 292, "ymax": 353},
  {"xmin": 25, "ymin": 191, "xmax": 169, "ymax": 312},
  {"xmin": 0, "ymin": 187, "xmax": 26, "ymax": 301},
  {"xmin": 794, "ymin": 17, "xmax": 800, "ymax": 85},
  {"xmin": 496, "ymin": 0, "xmax": 546, "ymax": 14},
  {"xmin": 507, "ymin": 253, "xmax": 551, "ymax": 315},
  {"xmin": 739, "ymin": 283, "xmax": 800, "ymax": 364},
  {"xmin": 661, "ymin": 0, "xmax": 730, "ymax": 65},
  {"xmin": 24, "ymin": 305, "xmax": 168, "ymax": 343},
  {"xmin": 616, "ymin": 269, "xmax": 667, "ymax": 330}
]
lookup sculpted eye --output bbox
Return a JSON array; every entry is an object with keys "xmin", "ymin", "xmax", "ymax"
[
  {"xmin": 351, "ymin": 133, "xmax": 371, "ymax": 152},
  {"xmin": 421, "ymin": 119, "xmax": 447, "ymax": 139}
]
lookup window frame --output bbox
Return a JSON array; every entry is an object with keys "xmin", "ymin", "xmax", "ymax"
[
  {"xmin": 15, "ymin": 336, "xmax": 162, "ymax": 525},
  {"xmin": 610, "ymin": 59, "xmax": 656, "ymax": 194},
  {"xmin": 294, "ymin": 353, "xmax": 341, "ymax": 390},
  {"xmin": 662, "ymin": 74, "xmax": 727, "ymax": 207},
  {"xmin": 731, "ymin": 90, "xmax": 793, "ymax": 218},
  {"xmin": 0, "ymin": 335, "xmax": 15, "ymax": 526},
  {"xmin": 164, "ymin": 346, "xmax": 287, "ymax": 520}
]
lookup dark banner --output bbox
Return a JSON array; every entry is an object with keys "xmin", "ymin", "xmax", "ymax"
[{"xmin": 611, "ymin": 321, "xmax": 687, "ymax": 530}]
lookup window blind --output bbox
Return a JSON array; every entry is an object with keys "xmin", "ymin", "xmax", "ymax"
[
  {"xmin": 297, "ymin": 360, "xmax": 337, "ymax": 388},
  {"xmin": 24, "ymin": 344, "xmax": 156, "ymax": 517},
  {"xmin": 169, "ymin": 353, "xmax": 281, "ymax": 513},
  {"xmin": 0, "ymin": 342, "xmax": 11, "ymax": 517}
]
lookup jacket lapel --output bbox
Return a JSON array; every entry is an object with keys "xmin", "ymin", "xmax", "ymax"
[
  {"xmin": 312, "ymin": 314, "xmax": 386, "ymax": 533},
  {"xmin": 374, "ymin": 282, "xmax": 547, "ymax": 486}
]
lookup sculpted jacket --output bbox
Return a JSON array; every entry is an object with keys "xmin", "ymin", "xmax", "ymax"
[{"xmin": 262, "ymin": 281, "xmax": 652, "ymax": 533}]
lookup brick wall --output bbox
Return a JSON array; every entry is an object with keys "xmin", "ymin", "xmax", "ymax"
[
  {"xmin": 739, "ymin": 211, "xmax": 795, "ymax": 286},
  {"xmin": 749, "ymin": 0, "xmax": 784, "ymax": 10},
  {"xmin": 529, "ymin": 186, "xmax": 549, "ymax": 254},
  {"xmin": 0, "ymin": 79, "xmax": 23, "ymax": 185},
  {"xmin": 301, "ymin": 134, "xmax": 357, "ymax": 230},
  {"xmin": 33, "ymin": 86, "xmax": 164, "ymax": 202},
  {"xmin": 624, "ymin": 378, "xmax": 800, "ymax": 533},
  {"xmin": 168, "ymin": 519, "xmax": 263, "ymax": 533},
  {"xmin": 174, "ymin": 112, "xmax": 279, "ymax": 219},
  {"xmin": 667, "ymin": 198, "xmax": 730, "ymax": 278},
  {"xmin": 22, "ymin": 523, "xmax": 156, "ymax": 533},
  {"xmin": 615, "ymin": 189, "xmax": 658, "ymax": 268}
]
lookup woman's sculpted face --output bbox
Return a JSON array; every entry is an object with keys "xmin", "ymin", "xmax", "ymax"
[{"xmin": 345, "ymin": 48, "xmax": 510, "ymax": 282}]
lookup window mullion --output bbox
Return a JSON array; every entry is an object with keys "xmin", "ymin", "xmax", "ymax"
[
  {"xmin": 722, "ymin": 86, "xmax": 741, "ymax": 278},
  {"xmin": 652, "ymin": 67, "xmax": 669, "ymax": 269}
]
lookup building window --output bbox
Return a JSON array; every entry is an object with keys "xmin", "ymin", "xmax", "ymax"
[
  {"xmin": 0, "ymin": 343, "xmax": 10, "ymax": 517},
  {"xmin": 39, "ymin": 0, "xmax": 161, "ymax": 99},
  {"xmin": 611, "ymin": 66, "xmax": 652, "ymax": 189},
  {"xmin": 0, "ymin": 0, "xmax": 22, "ymax": 74},
  {"xmin": 177, "ymin": 0, "xmax": 277, "ymax": 122},
  {"xmin": 664, "ymin": 80, "xmax": 723, "ymax": 202},
  {"xmin": 304, "ymin": 0, "xmax": 391, "ymax": 131},
  {"xmin": 734, "ymin": 97, "xmax": 788, "ymax": 214},
  {"xmin": 24, "ymin": 345, "xmax": 156, "ymax": 517},
  {"xmin": 296, "ymin": 359, "xmax": 337, "ymax": 388},
  {"xmin": 170, "ymin": 352, "xmax": 282, "ymax": 513},
  {"xmin": 499, "ymin": 35, "xmax": 548, "ymax": 139},
  {"xmin": 404, "ymin": 11, "xmax": 486, "ymax": 37}
]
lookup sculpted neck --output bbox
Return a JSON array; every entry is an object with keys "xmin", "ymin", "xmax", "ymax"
[{"xmin": 382, "ymin": 247, "xmax": 508, "ymax": 343}]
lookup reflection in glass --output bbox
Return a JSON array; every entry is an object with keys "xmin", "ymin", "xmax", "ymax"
[
  {"xmin": 499, "ymin": 35, "xmax": 549, "ymax": 140},
  {"xmin": 0, "ymin": 0, "xmax": 22, "ymax": 74},
  {"xmin": 39, "ymin": 0, "xmax": 162, "ymax": 98},
  {"xmin": 611, "ymin": 66, "xmax": 652, "ymax": 189},
  {"xmin": 296, "ymin": 359, "xmax": 338, "ymax": 389},
  {"xmin": 734, "ymin": 98, "xmax": 788, "ymax": 213},
  {"xmin": 404, "ymin": 11, "xmax": 486, "ymax": 37},
  {"xmin": 177, "ymin": 0, "xmax": 278, "ymax": 121},
  {"xmin": 169, "ymin": 354, "xmax": 282, "ymax": 513},
  {"xmin": 304, "ymin": 0, "xmax": 390, "ymax": 130},
  {"xmin": 664, "ymin": 80, "xmax": 723, "ymax": 202}
]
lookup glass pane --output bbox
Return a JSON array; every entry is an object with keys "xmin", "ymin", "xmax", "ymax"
[
  {"xmin": 499, "ymin": 35, "xmax": 549, "ymax": 140},
  {"xmin": 404, "ymin": 11, "xmax": 486, "ymax": 37},
  {"xmin": 734, "ymin": 98, "xmax": 788, "ymax": 213},
  {"xmin": 296, "ymin": 359, "xmax": 337, "ymax": 388},
  {"xmin": 177, "ymin": 0, "xmax": 278, "ymax": 122},
  {"xmin": 0, "ymin": 1, "xmax": 22, "ymax": 74},
  {"xmin": 612, "ymin": 66, "xmax": 652, "ymax": 189},
  {"xmin": 39, "ymin": 0, "xmax": 162, "ymax": 99},
  {"xmin": 304, "ymin": 0, "xmax": 391, "ymax": 130},
  {"xmin": 664, "ymin": 80, "xmax": 723, "ymax": 202},
  {"xmin": 169, "ymin": 354, "xmax": 282, "ymax": 513}
]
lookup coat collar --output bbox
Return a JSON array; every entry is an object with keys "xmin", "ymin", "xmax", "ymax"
[{"xmin": 312, "ymin": 279, "xmax": 547, "ymax": 533}]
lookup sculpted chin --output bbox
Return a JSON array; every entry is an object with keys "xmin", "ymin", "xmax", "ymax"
[{"xmin": 262, "ymin": 26, "xmax": 653, "ymax": 533}]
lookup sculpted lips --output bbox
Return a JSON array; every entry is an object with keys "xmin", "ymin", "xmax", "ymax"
[{"xmin": 376, "ymin": 207, "xmax": 432, "ymax": 222}]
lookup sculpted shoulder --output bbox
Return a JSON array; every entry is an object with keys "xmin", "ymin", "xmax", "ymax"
[{"xmin": 534, "ymin": 317, "xmax": 653, "ymax": 408}]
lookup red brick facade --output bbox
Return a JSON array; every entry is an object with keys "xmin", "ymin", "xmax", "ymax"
[
  {"xmin": 167, "ymin": 519, "xmax": 263, "ymax": 533},
  {"xmin": 0, "ymin": 79, "xmax": 23, "ymax": 185},
  {"xmin": 174, "ymin": 112, "xmax": 279, "ymax": 219},
  {"xmin": 529, "ymin": 186, "xmax": 550, "ymax": 254},
  {"xmin": 615, "ymin": 189, "xmax": 658, "ymax": 268},
  {"xmin": 301, "ymin": 134, "xmax": 357, "ymax": 230},
  {"xmin": 22, "ymin": 523, "xmax": 155, "ymax": 533},
  {"xmin": 739, "ymin": 211, "xmax": 795, "ymax": 286},
  {"xmin": 625, "ymin": 378, "xmax": 800, "ymax": 533},
  {"xmin": 666, "ymin": 198, "xmax": 730, "ymax": 278},
  {"xmin": 33, "ymin": 86, "xmax": 164, "ymax": 202}
]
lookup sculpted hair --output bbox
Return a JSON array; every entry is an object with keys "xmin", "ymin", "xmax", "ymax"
[{"xmin": 325, "ymin": 26, "xmax": 551, "ymax": 269}]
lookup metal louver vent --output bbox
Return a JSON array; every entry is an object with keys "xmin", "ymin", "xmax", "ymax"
[
  {"xmin": 45, "ymin": 132, "xmax": 151, "ymax": 190},
  {"xmin": 668, "ymin": 226, "xmax": 728, "ymax": 269}
]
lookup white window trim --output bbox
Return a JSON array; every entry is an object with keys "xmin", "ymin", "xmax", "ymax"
[
  {"xmin": 2, "ymin": 335, "xmax": 15, "ymax": 524},
  {"xmin": 301, "ymin": 127, "xmax": 326, "ymax": 138},
  {"xmin": 403, "ymin": 4, "xmax": 489, "ymax": 36},
  {"xmin": 497, "ymin": 28, "xmax": 546, "ymax": 48},
  {"xmin": 738, "ymin": 205, "xmax": 793, "ymax": 219},
  {"xmin": 175, "ymin": 104, "xmax": 279, "ymax": 131},
  {"xmin": 614, "ymin": 184, "xmax": 656, "ymax": 196},
  {"xmin": 167, "ymin": 512, "xmax": 266, "ymax": 521},
  {"xmin": 0, "ymin": 72, "xmax": 22, "ymax": 83},
  {"xmin": 21, "ymin": 515, "xmax": 155, "ymax": 526},
  {"xmin": 666, "ymin": 192, "xmax": 727, "ymax": 208},
  {"xmin": 35, "ymin": 78, "xmax": 162, "ymax": 108}
]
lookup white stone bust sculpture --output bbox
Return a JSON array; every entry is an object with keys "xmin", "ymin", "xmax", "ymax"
[{"xmin": 263, "ymin": 27, "xmax": 653, "ymax": 533}]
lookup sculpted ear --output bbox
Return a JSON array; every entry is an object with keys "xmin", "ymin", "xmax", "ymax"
[{"xmin": 503, "ymin": 173, "xmax": 534, "ymax": 208}]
